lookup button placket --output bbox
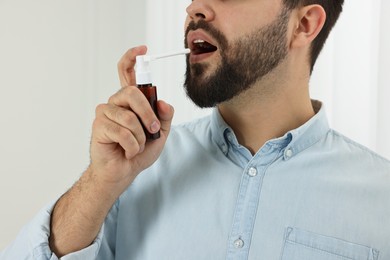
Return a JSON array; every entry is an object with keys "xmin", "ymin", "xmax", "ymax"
[{"xmin": 226, "ymin": 144, "xmax": 281, "ymax": 259}]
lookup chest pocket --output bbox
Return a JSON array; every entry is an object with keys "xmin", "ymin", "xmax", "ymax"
[{"xmin": 280, "ymin": 227, "xmax": 379, "ymax": 260}]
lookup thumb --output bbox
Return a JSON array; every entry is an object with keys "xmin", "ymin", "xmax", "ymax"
[{"xmin": 157, "ymin": 100, "xmax": 174, "ymax": 135}]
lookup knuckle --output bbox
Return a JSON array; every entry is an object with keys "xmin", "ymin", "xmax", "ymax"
[
  {"xmin": 92, "ymin": 117, "xmax": 105, "ymax": 133},
  {"xmin": 108, "ymin": 94, "xmax": 117, "ymax": 104},
  {"xmin": 95, "ymin": 103, "xmax": 106, "ymax": 115},
  {"xmin": 123, "ymin": 85, "xmax": 138, "ymax": 96},
  {"xmin": 108, "ymin": 88, "xmax": 123, "ymax": 104},
  {"xmin": 92, "ymin": 118, "xmax": 99, "ymax": 130}
]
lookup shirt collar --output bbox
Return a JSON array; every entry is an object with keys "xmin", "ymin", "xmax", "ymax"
[{"xmin": 211, "ymin": 100, "xmax": 330, "ymax": 160}]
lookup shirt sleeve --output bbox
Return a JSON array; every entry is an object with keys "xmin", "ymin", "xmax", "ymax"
[{"xmin": 0, "ymin": 199, "xmax": 108, "ymax": 260}]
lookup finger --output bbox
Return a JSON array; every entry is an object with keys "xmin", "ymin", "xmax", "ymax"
[
  {"xmin": 97, "ymin": 103, "xmax": 146, "ymax": 148},
  {"xmin": 156, "ymin": 100, "xmax": 174, "ymax": 135},
  {"xmin": 118, "ymin": 45, "xmax": 147, "ymax": 88},
  {"xmin": 108, "ymin": 86, "xmax": 161, "ymax": 135},
  {"xmin": 93, "ymin": 116, "xmax": 141, "ymax": 159}
]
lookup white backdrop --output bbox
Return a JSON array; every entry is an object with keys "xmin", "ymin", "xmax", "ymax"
[
  {"xmin": 0, "ymin": 0, "xmax": 148, "ymax": 249},
  {"xmin": 0, "ymin": 0, "xmax": 389, "ymax": 250}
]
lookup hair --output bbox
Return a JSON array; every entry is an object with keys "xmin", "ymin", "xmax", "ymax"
[{"xmin": 282, "ymin": 0, "xmax": 344, "ymax": 73}]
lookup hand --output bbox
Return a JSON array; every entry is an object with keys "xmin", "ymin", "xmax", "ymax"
[
  {"xmin": 89, "ymin": 46, "xmax": 174, "ymax": 192},
  {"xmin": 50, "ymin": 46, "xmax": 175, "ymax": 257}
]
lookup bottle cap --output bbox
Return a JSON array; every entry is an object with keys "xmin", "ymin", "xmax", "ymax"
[
  {"xmin": 135, "ymin": 49, "xmax": 190, "ymax": 85},
  {"xmin": 136, "ymin": 55, "xmax": 152, "ymax": 85}
]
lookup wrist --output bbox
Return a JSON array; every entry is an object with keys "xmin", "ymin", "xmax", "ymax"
[{"xmin": 84, "ymin": 165, "xmax": 135, "ymax": 202}]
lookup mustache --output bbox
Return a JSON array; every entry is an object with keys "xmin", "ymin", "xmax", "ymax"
[{"xmin": 184, "ymin": 20, "xmax": 227, "ymax": 49}]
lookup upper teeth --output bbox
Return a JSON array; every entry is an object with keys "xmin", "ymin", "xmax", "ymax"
[{"xmin": 193, "ymin": 39, "xmax": 205, "ymax": 44}]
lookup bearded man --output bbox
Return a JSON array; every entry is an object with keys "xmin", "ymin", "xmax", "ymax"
[{"xmin": 2, "ymin": 0, "xmax": 390, "ymax": 259}]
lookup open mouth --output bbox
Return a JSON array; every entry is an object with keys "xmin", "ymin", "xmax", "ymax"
[{"xmin": 191, "ymin": 39, "xmax": 218, "ymax": 55}]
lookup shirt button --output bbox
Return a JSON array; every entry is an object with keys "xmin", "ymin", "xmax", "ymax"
[
  {"xmin": 248, "ymin": 167, "xmax": 257, "ymax": 177},
  {"xmin": 285, "ymin": 149, "xmax": 293, "ymax": 158},
  {"xmin": 234, "ymin": 238, "xmax": 244, "ymax": 248},
  {"xmin": 221, "ymin": 143, "xmax": 228, "ymax": 154}
]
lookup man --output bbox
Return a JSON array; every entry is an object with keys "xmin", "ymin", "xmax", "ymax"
[{"xmin": 2, "ymin": 0, "xmax": 389, "ymax": 259}]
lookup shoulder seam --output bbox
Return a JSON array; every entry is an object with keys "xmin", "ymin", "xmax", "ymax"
[{"xmin": 330, "ymin": 129, "xmax": 390, "ymax": 164}]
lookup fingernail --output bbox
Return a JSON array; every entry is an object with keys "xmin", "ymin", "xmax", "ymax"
[{"xmin": 150, "ymin": 121, "xmax": 160, "ymax": 133}]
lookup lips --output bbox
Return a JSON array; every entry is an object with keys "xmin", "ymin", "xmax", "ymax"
[{"xmin": 187, "ymin": 31, "xmax": 218, "ymax": 60}]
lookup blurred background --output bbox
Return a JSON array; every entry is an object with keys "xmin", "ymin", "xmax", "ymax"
[{"xmin": 0, "ymin": 0, "xmax": 389, "ymax": 250}]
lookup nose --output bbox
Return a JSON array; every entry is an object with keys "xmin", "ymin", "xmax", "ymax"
[{"xmin": 186, "ymin": 0, "xmax": 215, "ymax": 22}]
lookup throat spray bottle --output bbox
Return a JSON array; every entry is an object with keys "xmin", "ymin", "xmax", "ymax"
[{"xmin": 135, "ymin": 48, "xmax": 190, "ymax": 140}]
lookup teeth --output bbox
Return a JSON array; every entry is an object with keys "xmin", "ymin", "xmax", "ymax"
[{"xmin": 193, "ymin": 39, "xmax": 205, "ymax": 44}]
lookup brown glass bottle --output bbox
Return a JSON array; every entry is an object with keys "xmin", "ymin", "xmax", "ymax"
[{"xmin": 138, "ymin": 83, "xmax": 160, "ymax": 140}]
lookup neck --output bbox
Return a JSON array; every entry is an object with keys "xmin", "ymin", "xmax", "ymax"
[{"xmin": 218, "ymin": 70, "xmax": 314, "ymax": 155}]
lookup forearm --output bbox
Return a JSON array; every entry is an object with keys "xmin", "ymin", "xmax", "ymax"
[
  {"xmin": 48, "ymin": 45, "xmax": 173, "ymax": 258},
  {"xmin": 49, "ymin": 167, "xmax": 128, "ymax": 257}
]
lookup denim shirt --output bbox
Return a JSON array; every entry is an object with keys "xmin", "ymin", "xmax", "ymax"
[{"xmin": 2, "ymin": 101, "xmax": 390, "ymax": 260}]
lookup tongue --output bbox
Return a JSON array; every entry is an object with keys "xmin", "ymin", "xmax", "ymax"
[{"xmin": 193, "ymin": 41, "xmax": 218, "ymax": 55}]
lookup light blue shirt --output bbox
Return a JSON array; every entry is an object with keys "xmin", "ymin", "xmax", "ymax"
[{"xmin": 2, "ymin": 101, "xmax": 390, "ymax": 260}]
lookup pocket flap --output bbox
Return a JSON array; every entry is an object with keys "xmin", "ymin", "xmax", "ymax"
[{"xmin": 281, "ymin": 227, "xmax": 379, "ymax": 260}]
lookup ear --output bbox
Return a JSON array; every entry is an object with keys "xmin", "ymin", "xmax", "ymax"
[{"xmin": 290, "ymin": 5, "xmax": 326, "ymax": 49}]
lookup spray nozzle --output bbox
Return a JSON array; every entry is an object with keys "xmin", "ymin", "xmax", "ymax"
[{"xmin": 135, "ymin": 48, "xmax": 190, "ymax": 85}]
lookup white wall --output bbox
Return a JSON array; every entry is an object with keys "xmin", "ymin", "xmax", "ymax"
[
  {"xmin": 377, "ymin": 1, "xmax": 390, "ymax": 158},
  {"xmin": 308, "ymin": 0, "xmax": 390, "ymax": 157},
  {"xmin": 0, "ymin": 0, "xmax": 147, "ymax": 249}
]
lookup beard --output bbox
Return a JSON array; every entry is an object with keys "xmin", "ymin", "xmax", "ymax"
[{"xmin": 184, "ymin": 8, "xmax": 291, "ymax": 108}]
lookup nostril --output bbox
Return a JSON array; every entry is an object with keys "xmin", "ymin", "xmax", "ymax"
[{"xmin": 196, "ymin": 13, "xmax": 206, "ymax": 19}]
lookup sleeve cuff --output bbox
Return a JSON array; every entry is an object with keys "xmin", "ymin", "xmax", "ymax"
[{"xmin": 28, "ymin": 200, "xmax": 104, "ymax": 259}]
